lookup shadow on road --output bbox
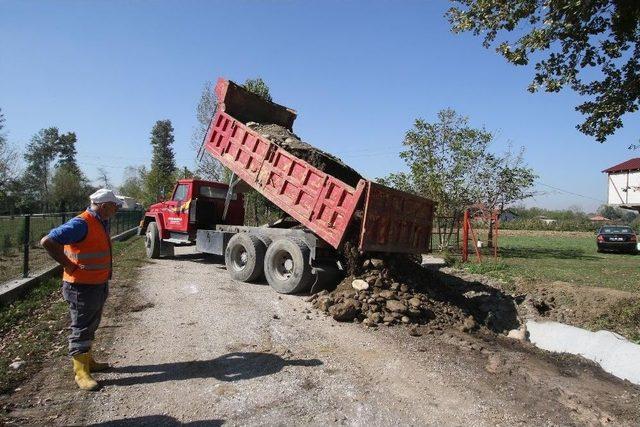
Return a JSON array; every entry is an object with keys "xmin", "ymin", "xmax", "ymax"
[
  {"xmin": 167, "ymin": 252, "xmax": 224, "ymax": 264},
  {"xmin": 101, "ymin": 352, "xmax": 322, "ymax": 387},
  {"xmin": 90, "ymin": 415, "xmax": 224, "ymax": 426}
]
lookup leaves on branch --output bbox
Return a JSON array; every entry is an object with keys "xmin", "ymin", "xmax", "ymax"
[{"xmin": 448, "ymin": 0, "xmax": 640, "ymax": 142}]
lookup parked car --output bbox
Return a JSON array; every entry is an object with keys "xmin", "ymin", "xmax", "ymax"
[{"xmin": 596, "ymin": 225, "xmax": 638, "ymax": 254}]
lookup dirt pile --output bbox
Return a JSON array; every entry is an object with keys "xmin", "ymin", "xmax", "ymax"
[
  {"xmin": 248, "ymin": 122, "xmax": 362, "ymax": 188},
  {"xmin": 309, "ymin": 255, "xmax": 479, "ymax": 330}
]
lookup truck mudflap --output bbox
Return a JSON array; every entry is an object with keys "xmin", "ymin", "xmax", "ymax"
[{"xmin": 358, "ymin": 182, "xmax": 434, "ymax": 254}]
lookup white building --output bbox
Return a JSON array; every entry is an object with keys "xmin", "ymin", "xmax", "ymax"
[
  {"xmin": 116, "ymin": 195, "xmax": 140, "ymax": 211},
  {"xmin": 603, "ymin": 158, "xmax": 640, "ymax": 212}
]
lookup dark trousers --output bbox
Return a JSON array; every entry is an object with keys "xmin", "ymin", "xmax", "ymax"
[{"xmin": 62, "ymin": 282, "xmax": 109, "ymax": 356}]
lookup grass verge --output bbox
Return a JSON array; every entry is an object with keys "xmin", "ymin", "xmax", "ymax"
[
  {"xmin": 0, "ymin": 236, "xmax": 145, "ymax": 395},
  {"xmin": 448, "ymin": 230, "xmax": 640, "ymax": 342},
  {"xmin": 455, "ymin": 232, "xmax": 640, "ymax": 293},
  {"xmin": 589, "ymin": 299, "xmax": 640, "ymax": 344}
]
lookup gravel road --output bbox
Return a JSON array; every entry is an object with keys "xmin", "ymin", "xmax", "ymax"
[{"xmin": 4, "ymin": 245, "xmax": 640, "ymax": 426}]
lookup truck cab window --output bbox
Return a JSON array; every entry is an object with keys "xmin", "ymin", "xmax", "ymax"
[
  {"xmin": 200, "ymin": 185, "xmax": 236, "ymax": 200},
  {"xmin": 172, "ymin": 184, "xmax": 188, "ymax": 201}
]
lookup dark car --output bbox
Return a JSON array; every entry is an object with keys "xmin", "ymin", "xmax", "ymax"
[{"xmin": 596, "ymin": 226, "xmax": 638, "ymax": 254}]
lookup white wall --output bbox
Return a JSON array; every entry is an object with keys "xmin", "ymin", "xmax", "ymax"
[{"xmin": 607, "ymin": 171, "xmax": 640, "ymax": 206}]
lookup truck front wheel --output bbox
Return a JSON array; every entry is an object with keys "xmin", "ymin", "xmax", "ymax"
[
  {"xmin": 225, "ymin": 233, "xmax": 266, "ymax": 282},
  {"xmin": 145, "ymin": 222, "xmax": 160, "ymax": 259},
  {"xmin": 264, "ymin": 237, "xmax": 313, "ymax": 294}
]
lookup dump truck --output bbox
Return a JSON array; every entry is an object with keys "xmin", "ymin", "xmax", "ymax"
[{"xmin": 140, "ymin": 78, "xmax": 435, "ymax": 294}]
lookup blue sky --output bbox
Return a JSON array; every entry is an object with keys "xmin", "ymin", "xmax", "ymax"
[{"xmin": 1, "ymin": 0, "xmax": 638, "ymax": 212}]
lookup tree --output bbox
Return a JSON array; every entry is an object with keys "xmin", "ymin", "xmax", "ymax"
[
  {"xmin": 476, "ymin": 146, "xmax": 537, "ymax": 246},
  {"xmin": 448, "ymin": 1, "xmax": 640, "ymax": 142},
  {"xmin": 177, "ymin": 166, "xmax": 195, "ymax": 180},
  {"xmin": 144, "ymin": 120, "xmax": 177, "ymax": 205},
  {"xmin": 380, "ymin": 109, "xmax": 492, "ymax": 249},
  {"xmin": 243, "ymin": 77, "xmax": 272, "ymax": 102},
  {"xmin": 192, "ymin": 81, "xmax": 225, "ymax": 181},
  {"xmin": 0, "ymin": 109, "xmax": 19, "ymax": 213},
  {"xmin": 119, "ymin": 165, "xmax": 148, "ymax": 203},
  {"xmin": 57, "ymin": 132, "xmax": 80, "ymax": 173},
  {"xmin": 21, "ymin": 127, "xmax": 59, "ymax": 212},
  {"xmin": 0, "ymin": 110, "xmax": 17, "ymax": 194},
  {"xmin": 96, "ymin": 167, "xmax": 112, "ymax": 189},
  {"xmin": 49, "ymin": 130, "xmax": 90, "ymax": 211},
  {"xmin": 598, "ymin": 204, "xmax": 638, "ymax": 222},
  {"xmin": 51, "ymin": 164, "xmax": 92, "ymax": 211}
]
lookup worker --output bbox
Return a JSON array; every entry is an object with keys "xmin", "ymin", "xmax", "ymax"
[{"xmin": 40, "ymin": 189, "xmax": 122, "ymax": 391}]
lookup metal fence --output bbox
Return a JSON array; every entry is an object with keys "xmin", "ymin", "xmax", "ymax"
[
  {"xmin": 0, "ymin": 210, "xmax": 142, "ymax": 283},
  {"xmin": 429, "ymin": 217, "xmax": 461, "ymax": 253}
]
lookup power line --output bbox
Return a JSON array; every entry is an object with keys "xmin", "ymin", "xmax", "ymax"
[{"xmin": 535, "ymin": 181, "xmax": 605, "ymax": 203}]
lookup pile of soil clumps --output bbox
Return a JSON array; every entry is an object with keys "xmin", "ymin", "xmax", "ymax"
[
  {"xmin": 248, "ymin": 122, "xmax": 362, "ymax": 188},
  {"xmin": 309, "ymin": 254, "xmax": 479, "ymax": 331}
]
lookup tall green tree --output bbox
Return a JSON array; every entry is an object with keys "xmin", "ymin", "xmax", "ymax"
[
  {"xmin": 21, "ymin": 127, "xmax": 59, "ymax": 212},
  {"xmin": 50, "ymin": 130, "xmax": 91, "ymax": 211},
  {"xmin": 144, "ymin": 120, "xmax": 177, "ymax": 205},
  {"xmin": 51, "ymin": 164, "xmax": 92, "ymax": 211},
  {"xmin": 448, "ymin": 0, "xmax": 640, "ymax": 142},
  {"xmin": 379, "ymin": 109, "xmax": 493, "ymax": 248},
  {"xmin": 56, "ymin": 132, "xmax": 80, "ymax": 173}
]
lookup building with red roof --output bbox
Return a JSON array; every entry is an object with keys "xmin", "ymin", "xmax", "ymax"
[{"xmin": 603, "ymin": 158, "xmax": 640, "ymax": 211}]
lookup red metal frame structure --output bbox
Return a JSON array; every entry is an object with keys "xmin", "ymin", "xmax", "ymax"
[{"xmin": 461, "ymin": 208, "xmax": 500, "ymax": 262}]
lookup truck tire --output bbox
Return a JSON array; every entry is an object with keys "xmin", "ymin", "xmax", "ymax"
[
  {"xmin": 145, "ymin": 222, "xmax": 160, "ymax": 259},
  {"xmin": 225, "ymin": 233, "xmax": 266, "ymax": 282},
  {"xmin": 264, "ymin": 237, "xmax": 314, "ymax": 294},
  {"xmin": 256, "ymin": 234, "xmax": 272, "ymax": 249}
]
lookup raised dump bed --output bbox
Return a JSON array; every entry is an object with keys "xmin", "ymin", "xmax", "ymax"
[{"xmin": 204, "ymin": 78, "xmax": 435, "ymax": 254}]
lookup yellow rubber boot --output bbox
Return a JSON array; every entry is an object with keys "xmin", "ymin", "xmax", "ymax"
[
  {"xmin": 88, "ymin": 350, "xmax": 110, "ymax": 372},
  {"xmin": 72, "ymin": 353, "xmax": 99, "ymax": 391}
]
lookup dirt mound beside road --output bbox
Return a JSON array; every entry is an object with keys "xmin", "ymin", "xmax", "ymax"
[{"xmin": 311, "ymin": 255, "xmax": 521, "ymax": 333}]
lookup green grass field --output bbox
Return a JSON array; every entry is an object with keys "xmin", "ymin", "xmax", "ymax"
[{"xmin": 462, "ymin": 230, "xmax": 640, "ymax": 293}]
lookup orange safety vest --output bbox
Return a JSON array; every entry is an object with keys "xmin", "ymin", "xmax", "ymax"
[{"xmin": 62, "ymin": 210, "xmax": 112, "ymax": 285}]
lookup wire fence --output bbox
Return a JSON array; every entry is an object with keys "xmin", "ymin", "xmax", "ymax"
[{"xmin": 0, "ymin": 210, "xmax": 142, "ymax": 284}]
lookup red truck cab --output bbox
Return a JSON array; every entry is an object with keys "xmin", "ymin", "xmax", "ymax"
[{"xmin": 140, "ymin": 179, "xmax": 244, "ymax": 256}]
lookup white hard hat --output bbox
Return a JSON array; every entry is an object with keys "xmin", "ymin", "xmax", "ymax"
[{"xmin": 90, "ymin": 188, "xmax": 123, "ymax": 206}]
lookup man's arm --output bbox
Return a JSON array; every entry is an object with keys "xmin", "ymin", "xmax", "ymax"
[
  {"xmin": 40, "ymin": 217, "xmax": 89, "ymax": 274},
  {"xmin": 40, "ymin": 236, "xmax": 80, "ymax": 273}
]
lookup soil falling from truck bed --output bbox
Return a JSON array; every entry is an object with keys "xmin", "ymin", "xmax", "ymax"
[{"xmin": 250, "ymin": 123, "xmax": 362, "ymax": 188}]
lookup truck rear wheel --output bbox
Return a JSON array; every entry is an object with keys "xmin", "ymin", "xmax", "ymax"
[
  {"xmin": 264, "ymin": 237, "xmax": 313, "ymax": 294},
  {"xmin": 225, "ymin": 233, "xmax": 266, "ymax": 282},
  {"xmin": 145, "ymin": 222, "xmax": 160, "ymax": 259}
]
